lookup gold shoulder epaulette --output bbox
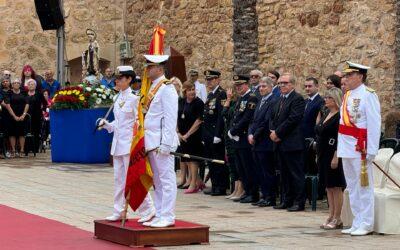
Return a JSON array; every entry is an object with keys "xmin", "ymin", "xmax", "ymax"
[
  {"xmin": 161, "ymin": 79, "xmax": 172, "ymax": 85},
  {"xmin": 366, "ymin": 86, "xmax": 375, "ymax": 93}
]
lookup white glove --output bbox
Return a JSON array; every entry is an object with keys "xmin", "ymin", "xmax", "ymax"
[
  {"xmin": 366, "ymin": 154, "xmax": 376, "ymax": 162},
  {"xmin": 227, "ymin": 131, "xmax": 239, "ymax": 142},
  {"xmin": 97, "ymin": 118, "xmax": 109, "ymax": 130},
  {"xmin": 157, "ymin": 144, "xmax": 171, "ymax": 156},
  {"xmin": 213, "ymin": 137, "xmax": 222, "ymax": 144}
]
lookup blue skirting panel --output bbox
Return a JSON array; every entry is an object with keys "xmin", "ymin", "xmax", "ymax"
[{"xmin": 50, "ymin": 108, "xmax": 113, "ymax": 164}]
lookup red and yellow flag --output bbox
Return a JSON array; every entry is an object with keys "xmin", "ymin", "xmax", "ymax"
[{"xmin": 124, "ymin": 25, "xmax": 166, "ymax": 211}]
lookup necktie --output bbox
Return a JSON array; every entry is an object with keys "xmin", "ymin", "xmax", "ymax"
[
  {"xmin": 259, "ymin": 98, "xmax": 267, "ymax": 110},
  {"xmin": 305, "ymin": 98, "xmax": 311, "ymax": 110},
  {"xmin": 277, "ymin": 96, "xmax": 286, "ymax": 117}
]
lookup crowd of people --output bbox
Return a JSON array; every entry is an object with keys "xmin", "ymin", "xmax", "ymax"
[
  {"xmin": 0, "ymin": 66, "xmax": 56, "ymax": 158},
  {"xmin": 171, "ymin": 61, "xmax": 381, "ymax": 235}
]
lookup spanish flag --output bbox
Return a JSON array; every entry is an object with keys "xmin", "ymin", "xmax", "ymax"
[{"xmin": 124, "ymin": 25, "xmax": 166, "ymax": 211}]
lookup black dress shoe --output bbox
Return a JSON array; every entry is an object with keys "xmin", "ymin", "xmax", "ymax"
[
  {"xmin": 265, "ymin": 200, "xmax": 276, "ymax": 207},
  {"xmin": 211, "ymin": 189, "xmax": 227, "ymax": 196},
  {"xmin": 252, "ymin": 199, "xmax": 265, "ymax": 206},
  {"xmin": 287, "ymin": 204, "xmax": 305, "ymax": 212},
  {"xmin": 240, "ymin": 196, "xmax": 256, "ymax": 203},
  {"xmin": 203, "ymin": 187, "xmax": 213, "ymax": 195},
  {"xmin": 273, "ymin": 203, "xmax": 289, "ymax": 209},
  {"xmin": 257, "ymin": 200, "xmax": 269, "ymax": 207}
]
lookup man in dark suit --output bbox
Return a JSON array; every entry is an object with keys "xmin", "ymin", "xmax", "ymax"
[
  {"xmin": 249, "ymin": 69, "xmax": 263, "ymax": 99},
  {"xmin": 270, "ymin": 73, "xmax": 306, "ymax": 212},
  {"xmin": 248, "ymin": 76, "xmax": 278, "ymax": 207},
  {"xmin": 267, "ymin": 70, "xmax": 281, "ymax": 98},
  {"xmin": 228, "ymin": 75, "xmax": 259, "ymax": 203},
  {"xmin": 202, "ymin": 70, "xmax": 228, "ymax": 196},
  {"xmin": 302, "ymin": 77, "xmax": 324, "ymax": 139}
]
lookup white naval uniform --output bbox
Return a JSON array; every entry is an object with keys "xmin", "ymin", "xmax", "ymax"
[
  {"xmin": 144, "ymin": 75, "xmax": 179, "ymax": 223},
  {"xmin": 104, "ymin": 87, "xmax": 154, "ymax": 218},
  {"xmin": 194, "ymin": 80, "xmax": 207, "ymax": 103},
  {"xmin": 338, "ymin": 84, "xmax": 381, "ymax": 231}
]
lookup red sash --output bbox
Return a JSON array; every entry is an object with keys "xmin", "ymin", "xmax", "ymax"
[{"xmin": 339, "ymin": 91, "xmax": 367, "ymax": 160}]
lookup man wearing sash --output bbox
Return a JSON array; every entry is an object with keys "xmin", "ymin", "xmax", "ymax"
[
  {"xmin": 141, "ymin": 55, "xmax": 179, "ymax": 228},
  {"xmin": 99, "ymin": 66, "xmax": 155, "ymax": 222},
  {"xmin": 338, "ymin": 61, "xmax": 381, "ymax": 236}
]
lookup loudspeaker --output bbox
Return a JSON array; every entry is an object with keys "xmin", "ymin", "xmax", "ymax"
[{"xmin": 34, "ymin": 0, "xmax": 65, "ymax": 30}]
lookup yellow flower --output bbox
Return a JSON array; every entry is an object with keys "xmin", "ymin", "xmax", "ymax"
[
  {"xmin": 67, "ymin": 91, "xmax": 72, "ymax": 95},
  {"xmin": 79, "ymin": 96, "xmax": 85, "ymax": 101}
]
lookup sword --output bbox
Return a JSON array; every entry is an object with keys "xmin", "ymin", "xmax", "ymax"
[
  {"xmin": 372, "ymin": 161, "xmax": 400, "ymax": 189},
  {"xmin": 156, "ymin": 116, "xmax": 225, "ymax": 164},
  {"xmin": 94, "ymin": 92, "xmax": 120, "ymax": 133}
]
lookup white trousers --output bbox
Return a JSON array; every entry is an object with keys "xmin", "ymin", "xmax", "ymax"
[
  {"xmin": 148, "ymin": 151, "xmax": 177, "ymax": 222},
  {"xmin": 113, "ymin": 154, "xmax": 154, "ymax": 217},
  {"xmin": 342, "ymin": 157, "xmax": 374, "ymax": 231}
]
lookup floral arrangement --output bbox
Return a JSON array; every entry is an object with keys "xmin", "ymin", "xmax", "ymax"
[{"xmin": 51, "ymin": 84, "xmax": 115, "ymax": 110}]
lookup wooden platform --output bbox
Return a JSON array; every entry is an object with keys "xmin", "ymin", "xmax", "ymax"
[{"xmin": 94, "ymin": 219, "xmax": 209, "ymax": 247}]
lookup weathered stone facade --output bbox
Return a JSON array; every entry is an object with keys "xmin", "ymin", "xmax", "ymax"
[
  {"xmin": 0, "ymin": 0, "xmax": 124, "ymax": 82},
  {"xmin": 257, "ymin": 0, "xmax": 397, "ymax": 116},
  {"xmin": 125, "ymin": 0, "xmax": 234, "ymax": 83},
  {"xmin": 0, "ymin": 0, "xmax": 398, "ymax": 118},
  {"xmin": 233, "ymin": 0, "xmax": 258, "ymax": 74}
]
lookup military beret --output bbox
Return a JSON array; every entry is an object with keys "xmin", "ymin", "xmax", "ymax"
[
  {"xmin": 233, "ymin": 74, "xmax": 250, "ymax": 84},
  {"xmin": 204, "ymin": 69, "xmax": 221, "ymax": 79}
]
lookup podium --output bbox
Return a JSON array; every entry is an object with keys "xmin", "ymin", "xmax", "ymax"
[{"xmin": 94, "ymin": 219, "xmax": 209, "ymax": 247}]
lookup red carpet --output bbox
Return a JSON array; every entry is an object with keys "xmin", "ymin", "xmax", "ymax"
[{"xmin": 0, "ymin": 205, "xmax": 142, "ymax": 250}]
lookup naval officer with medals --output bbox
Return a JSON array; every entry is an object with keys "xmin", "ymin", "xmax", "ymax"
[
  {"xmin": 202, "ymin": 70, "xmax": 229, "ymax": 196},
  {"xmin": 141, "ymin": 55, "xmax": 179, "ymax": 228},
  {"xmin": 98, "ymin": 66, "xmax": 155, "ymax": 222},
  {"xmin": 338, "ymin": 61, "xmax": 381, "ymax": 236}
]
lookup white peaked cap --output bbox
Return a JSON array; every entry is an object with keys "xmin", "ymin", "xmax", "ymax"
[{"xmin": 144, "ymin": 55, "xmax": 170, "ymax": 64}]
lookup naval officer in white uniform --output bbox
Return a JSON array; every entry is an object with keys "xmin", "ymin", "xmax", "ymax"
[
  {"xmin": 99, "ymin": 66, "xmax": 155, "ymax": 222},
  {"xmin": 338, "ymin": 61, "xmax": 381, "ymax": 236},
  {"xmin": 141, "ymin": 55, "xmax": 179, "ymax": 228}
]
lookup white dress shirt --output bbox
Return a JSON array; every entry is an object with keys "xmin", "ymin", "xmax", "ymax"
[{"xmin": 194, "ymin": 80, "xmax": 207, "ymax": 103}]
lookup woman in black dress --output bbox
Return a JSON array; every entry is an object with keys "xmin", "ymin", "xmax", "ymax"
[
  {"xmin": 315, "ymin": 87, "xmax": 346, "ymax": 230},
  {"xmin": 1, "ymin": 78, "xmax": 13, "ymax": 158},
  {"xmin": 6, "ymin": 78, "xmax": 29, "ymax": 157},
  {"xmin": 26, "ymin": 79, "xmax": 47, "ymax": 153},
  {"xmin": 177, "ymin": 81, "xmax": 205, "ymax": 193}
]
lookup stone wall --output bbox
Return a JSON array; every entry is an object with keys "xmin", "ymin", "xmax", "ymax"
[
  {"xmin": 233, "ymin": 0, "xmax": 258, "ymax": 74},
  {"xmin": 125, "ymin": 0, "xmax": 234, "ymax": 83},
  {"xmin": 257, "ymin": 0, "xmax": 397, "ymax": 116},
  {"xmin": 0, "ymin": 0, "xmax": 124, "ymax": 82}
]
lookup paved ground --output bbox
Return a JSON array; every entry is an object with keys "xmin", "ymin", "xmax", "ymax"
[{"xmin": 0, "ymin": 152, "xmax": 399, "ymax": 249}]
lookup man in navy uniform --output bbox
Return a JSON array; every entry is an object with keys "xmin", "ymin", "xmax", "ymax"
[
  {"xmin": 248, "ymin": 76, "xmax": 278, "ymax": 207},
  {"xmin": 302, "ymin": 77, "xmax": 324, "ymax": 139},
  {"xmin": 202, "ymin": 70, "xmax": 228, "ymax": 196},
  {"xmin": 338, "ymin": 61, "xmax": 381, "ymax": 236},
  {"xmin": 228, "ymin": 74, "xmax": 259, "ymax": 203},
  {"xmin": 270, "ymin": 73, "xmax": 306, "ymax": 212}
]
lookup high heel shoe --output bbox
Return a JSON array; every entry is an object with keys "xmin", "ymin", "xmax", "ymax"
[
  {"xmin": 320, "ymin": 217, "xmax": 332, "ymax": 229},
  {"xmin": 184, "ymin": 187, "xmax": 199, "ymax": 194},
  {"xmin": 324, "ymin": 219, "xmax": 343, "ymax": 230}
]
